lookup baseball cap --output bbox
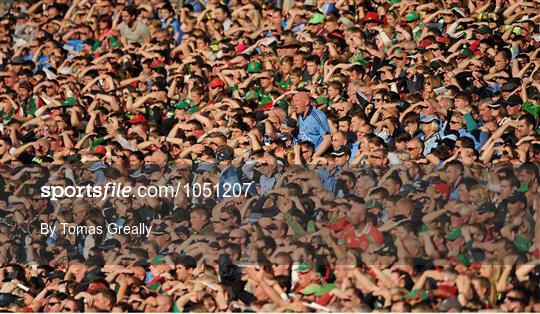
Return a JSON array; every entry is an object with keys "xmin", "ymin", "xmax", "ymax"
[
  {"xmin": 501, "ymin": 81, "xmax": 520, "ymax": 92},
  {"xmin": 365, "ymin": 199, "xmax": 383, "ymax": 210},
  {"xmin": 488, "ymin": 99, "xmax": 507, "ymax": 108},
  {"xmin": 86, "ymin": 255, "xmax": 105, "ymax": 267},
  {"xmin": 300, "ymin": 283, "xmax": 336, "ymax": 296},
  {"xmin": 296, "ymin": 261, "xmax": 313, "ymax": 273},
  {"xmin": 506, "ymin": 192, "xmax": 526, "ymax": 204},
  {"xmin": 477, "ymin": 202, "xmax": 497, "ymax": 213},
  {"xmin": 98, "ymin": 239, "xmax": 121, "ymax": 250},
  {"xmin": 208, "ymin": 78, "xmax": 225, "ymax": 88},
  {"xmin": 360, "ymin": 12, "xmax": 382, "ymax": 23},
  {"xmin": 143, "ymin": 164, "xmax": 161, "ymax": 175},
  {"xmin": 282, "ymin": 117, "xmax": 297, "ymax": 128},
  {"xmin": 506, "ymin": 95, "xmax": 523, "ymax": 106},
  {"xmin": 92, "ymin": 145, "xmax": 107, "ymax": 156},
  {"xmin": 330, "ymin": 145, "xmax": 351, "ymax": 157},
  {"xmin": 0, "ymin": 293, "xmax": 16, "ymax": 307},
  {"xmin": 276, "ymin": 133, "xmax": 292, "ymax": 142},
  {"xmin": 151, "ymin": 223, "xmax": 167, "ymax": 235},
  {"xmin": 309, "ymin": 13, "xmax": 325, "ymax": 25},
  {"xmin": 420, "ymin": 115, "xmax": 438, "ymax": 123},
  {"xmin": 128, "ymin": 115, "xmax": 147, "ymax": 124},
  {"xmin": 339, "ymin": 17, "xmax": 355, "ymax": 28},
  {"xmin": 235, "ymin": 43, "xmax": 248, "ymax": 52},
  {"xmin": 476, "ymin": 25, "xmax": 490, "ymax": 34},
  {"xmin": 175, "ymin": 99, "xmax": 200, "ymax": 115},
  {"xmin": 405, "ymin": 11, "xmax": 420, "ymax": 22},
  {"xmin": 459, "ymin": 48, "xmax": 474, "ymax": 57},
  {"xmin": 48, "ymin": 271, "xmax": 66, "ymax": 280},
  {"xmin": 151, "ymin": 255, "xmax": 166, "ymax": 266},
  {"xmin": 434, "ymin": 182, "xmax": 451, "ymax": 200},
  {"xmin": 61, "ymin": 97, "xmax": 77, "ymax": 108},
  {"xmin": 216, "ymin": 147, "xmax": 234, "ymax": 161},
  {"xmin": 246, "ymin": 61, "xmax": 261, "ymax": 73}
]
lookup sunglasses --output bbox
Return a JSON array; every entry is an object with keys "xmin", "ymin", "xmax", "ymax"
[{"xmin": 505, "ymin": 296, "xmax": 525, "ymax": 302}]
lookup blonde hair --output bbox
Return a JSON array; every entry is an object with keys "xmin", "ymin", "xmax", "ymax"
[{"xmin": 469, "ymin": 184, "xmax": 488, "ymax": 204}]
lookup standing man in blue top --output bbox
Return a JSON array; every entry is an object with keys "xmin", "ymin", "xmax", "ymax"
[{"xmin": 292, "ymin": 91, "xmax": 331, "ymax": 158}]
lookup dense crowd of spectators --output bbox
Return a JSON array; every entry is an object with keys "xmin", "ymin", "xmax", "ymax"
[{"xmin": 0, "ymin": 0, "xmax": 539, "ymax": 312}]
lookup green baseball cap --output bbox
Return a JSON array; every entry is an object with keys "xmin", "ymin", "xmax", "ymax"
[
  {"xmin": 459, "ymin": 48, "xmax": 474, "ymax": 57},
  {"xmin": 246, "ymin": 61, "xmax": 261, "ymax": 73},
  {"xmin": 365, "ymin": 199, "xmax": 383, "ymax": 210},
  {"xmin": 151, "ymin": 255, "xmax": 166, "ymax": 266},
  {"xmin": 296, "ymin": 261, "xmax": 312, "ymax": 272},
  {"xmin": 309, "ymin": 13, "xmax": 325, "ymax": 25},
  {"xmin": 454, "ymin": 253, "xmax": 473, "ymax": 267},
  {"xmin": 300, "ymin": 283, "xmax": 336, "ymax": 296},
  {"xmin": 61, "ymin": 97, "xmax": 77, "ymax": 108},
  {"xmin": 405, "ymin": 11, "xmax": 420, "ymax": 22},
  {"xmin": 388, "ymin": 0, "xmax": 401, "ymax": 4},
  {"xmin": 175, "ymin": 99, "xmax": 193, "ymax": 110},
  {"xmin": 175, "ymin": 99, "xmax": 200, "ymax": 115},
  {"xmin": 446, "ymin": 227, "xmax": 462, "ymax": 241}
]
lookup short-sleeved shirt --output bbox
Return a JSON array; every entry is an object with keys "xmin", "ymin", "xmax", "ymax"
[
  {"xmin": 339, "ymin": 223, "xmax": 385, "ymax": 251},
  {"xmin": 297, "ymin": 107, "xmax": 330, "ymax": 150},
  {"xmin": 119, "ymin": 21, "xmax": 150, "ymax": 45}
]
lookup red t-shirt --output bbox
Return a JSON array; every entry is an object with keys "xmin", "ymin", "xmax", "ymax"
[{"xmin": 339, "ymin": 223, "xmax": 385, "ymax": 251}]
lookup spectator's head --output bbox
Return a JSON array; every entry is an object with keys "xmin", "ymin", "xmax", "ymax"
[
  {"xmin": 121, "ymin": 6, "xmax": 138, "ymax": 25},
  {"xmin": 517, "ymin": 114, "xmax": 536, "ymax": 138},
  {"xmin": 502, "ymin": 286, "xmax": 529, "ymax": 312},
  {"xmin": 190, "ymin": 207, "xmax": 210, "ymax": 233},
  {"xmin": 92, "ymin": 288, "xmax": 116, "ymax": 311},
  {"xmin": 292, "ymin": 91, "xmax": 311, "ymax": 115}
]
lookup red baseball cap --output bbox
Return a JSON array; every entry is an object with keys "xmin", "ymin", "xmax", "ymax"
[
  {"xmin": 208, "ymin": 78, "xmax": 225, "ymax": 88},
  {"xmin": 236, "ymin": 43, "xmax": 248, "ymax": 52},
  {"xmin": 434, "ymin": 182, "xmax": 451, "ymax": 200},
  {"xmin": 360, "ymin": 12, "xmax": 382, "ymax": 23},
  {"xmin": 128, "ymin": 115, "xmax": 147, "ymax": 124},
  {"xmin": 93, "ymin": 145, "xmax": 107, "ymax": 156}
]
